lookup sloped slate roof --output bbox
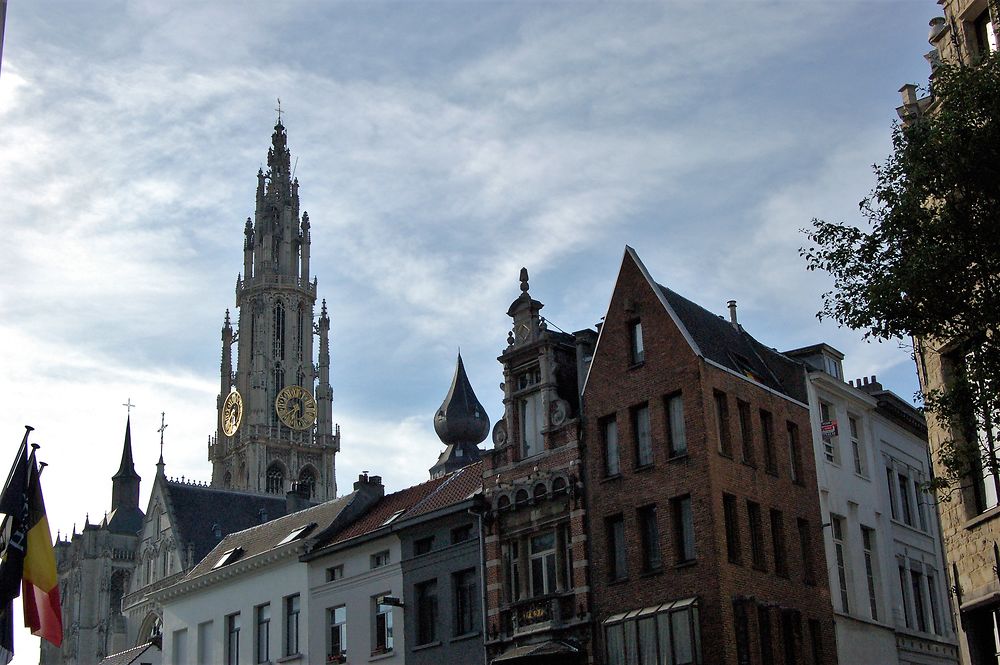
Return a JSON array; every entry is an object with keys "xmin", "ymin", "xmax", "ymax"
[
  {"xmin": 97, "ymin": 640, "xmax": 159, "ymax": 665},
  {"xmin": 656, "ymin": 284, "xmax": 808, "ymax": 404},
  {"xmin": 185, "ymin": 491, "xmax": 359, "ymax": 580},
  {"xmin": 163, "ymin": 479, "xmax": 289, "ymax": 565},
  {"xmin": 317, "ymin": 462, "xmax": 483, "ymax": 549}
]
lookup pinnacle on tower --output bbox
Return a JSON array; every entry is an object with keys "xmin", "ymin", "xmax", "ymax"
[{"xmin": 108, "ymin": 416, "xmax": 144, "ymax": 534}]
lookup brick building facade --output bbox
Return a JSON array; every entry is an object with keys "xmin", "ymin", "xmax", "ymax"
[{"xmin": 581, "ymin": 248, "xmax": 837, "ymax": 665}]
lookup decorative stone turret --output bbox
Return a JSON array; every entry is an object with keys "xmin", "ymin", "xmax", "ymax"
[{"xmin": 429, "ymin": 353, "xmax": 488, "ymax": 478}]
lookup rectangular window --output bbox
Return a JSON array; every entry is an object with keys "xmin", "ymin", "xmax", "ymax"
[
  {"xmin": 808, "ymin": 619, "xmax": 824, "ymax": 665},
  {"xmin": 630, "ymin": 320, "xmax": 645, "ymax": 364},
  {"xmin": 899, "ymin": 474, "xmax": 915, "ymax": 526},
  {"xmin": 371, "ymin": 550, "xmax": 390, "ymax": 569},
  {"xmin": 797, "ymin": 518, "xmax": 815, "ymax": 585},
  {"xmin": 605, "ymin": 601, "xmax": 701, "ymax": 665},
  {"xmin": 911, "ymin": 569, "xmax": 928, "ymax": 632},
  {"xmin": 530, "ymin": 531, "xmax": 558, "ymax": 595},
  {"xmin": 226, "ymin": 613, "xmax": 240, "ymax": 665},
  {"xmin": 255, "ymin": 603, "xmax": 270, "ymax": 664},
  {"xmin": 714, "ymin": 391, "xmax": 732, "ymax": 456},
  {"xmin": 328, "ymin": 606, "xmax": 346, "ymax": 660},
  {"xmin": 673, "ymin": 495, "xmax": 695, "ymax": 563},
  {"xmin": 861, "ymin": 527, "xmax": 879, "ymax": 621},
  {"xmin": 415, "ymin": 579, "xmax": 438, "ymax": 645},
  {"xmin": 831, "ymin": 516, "xmax": 850, "ymax": 613},
  {"xmin": 520, "ymin": 393, "xmax": 544, "ymax": 458},
  {"xmin": 781, "ymin": 609, "xmax": 801, "ymax": 665},
  {"xmin": 820, "ymin": 402, "xmax": 839, "ymax": 464},
  {"xmin": 607, "ymin": 515, "xmax": 627, "ymax": 580},
  {"xmin": 665, "ymin": 393, "xmax": 687, "ymax": 457},
  {"xmin": 747, "ymin": 500, "xmax": 766, "ymax": 571},
  {"xmin": 849, "ymin": 416, "xmax": 865, "ymax": 476},
  {"xmin": 506, "ymin": 540, "xmax": 521, "ymax": 602},
  {"xmin": 927, "ymin": 571, "xmax": 942, "ymax": 635},
  {"xmin": 886, "ymin": 467, "xmax": 899, "ymax": 520},
  {"xmin": 634, "ymin": 404, "xmax": 653, "ymax": 467},
  {"xmin": 638, "ymin": 505, "xmax": 662, "ymax": 571},
  {"xmin": 172, "ymin": 628, "xmax": 188, "ymax": 665},
  {"xmin": 737, "ymin": 400, "xmax": 755, "ymax": 466},
  {"xmin": 723, "ymin": 493, "xmax": 741, "ymax": 565},
  {"xmin": 770, "ymin": 509, "xmax": 788, "ymax": 578},
  {"xmin": 899, "ymin": 565, "xmax": 912, "ymax": 629},
  {"xmin": 761, "ymin": 409, "xmax": 777, "ymax": 474},
  {"xmin": 733, "ymin": 599, "xmax": 751, "ymax": 665},
  {"xmin": 453, "ymin": 568, "xmax": 478, "ymax": 636},
  {"xmin": 374, "ymin": 596, "xmax": 394, "ymax": 654},
  {"xmin": 787, "ymin": 422, "xmax": 803, "ymax": 483},
  {"xmin": 197, "ymin": 621, "xmax": 213, "ymax": 665},
  {"xmin": 326, "ymin": 564, "xmax": 344, "ymax": 582},
  {"xmin": 758, "ymin": 605, "xmax": 773, "ymax": 663},
  {"xmin": 451, "ymin": 524, "xmax": 474, "ymax": 544},
  {"xmin": 603, "ymin": 416, "xmax": 620, "ymax": 476},
  {"xmin": 414, "ymin": 536, "xmax": 434, "ymax": 556},
  {"xmin": 284, "ymin": 594, "xmax": 300, "ymax": 656}
]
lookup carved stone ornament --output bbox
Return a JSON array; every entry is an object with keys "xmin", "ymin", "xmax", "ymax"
[
  {"xmin": 492, "ymin": 420, "xmax": 508, "ymax": 447},
  {"xmin": 550, "ymin": 399, "xmax": 569, "ymax": 427}
]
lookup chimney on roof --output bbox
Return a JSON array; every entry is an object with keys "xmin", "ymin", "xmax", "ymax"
[
  {"xmin": 286, "ymin": 481, "xmax": 313, "ymax": 515},
  {"xmin": 727, "ymin": 300, "xmax": 738, "ymax": 327},
  {"xmin": 353, "ymin": 471, "xmax": 385, "ymax": 502}
]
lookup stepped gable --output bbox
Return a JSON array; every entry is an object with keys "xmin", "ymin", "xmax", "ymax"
[
  {"xmin": 163, "ymin": 479, "xmax": 288, "ymax": 565},
  {"xmin": 656, "ymin": 283, "xmax": 808, "ymax": 403},
  {"xmin": 184, "ymin": 491, "xmax": 359, "ymax": 579}
]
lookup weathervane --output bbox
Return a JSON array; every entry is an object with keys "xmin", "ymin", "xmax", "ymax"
[
  {"xmin": 157, "ymin": 411, "xmax": 168, "ymax": 463},
  {"xmin": 122, "ymin": 398, "xmax": 135, "ymax": 416}
]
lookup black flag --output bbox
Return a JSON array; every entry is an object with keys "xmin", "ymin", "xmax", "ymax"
[{"xmin": 0, "ymin": 430, "xmax": 32, "ymax": 663}]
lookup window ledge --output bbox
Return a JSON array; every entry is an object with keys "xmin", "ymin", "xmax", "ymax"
[
  {"xmin": 639, "ymin": 567, "xmax": 664, "ymax": 578},
  {"xmin": 368, "ymin": 649, "xmax": 394, "ymax": 661},
  {"xmin": 450, "ymin": 631, "xmax": 481, "ymax": 643},
  {"xmin": 634, "ymin": 463, "xmax": 655, "ymax": 473},
  {"xmin": 413, "ymin": 641, "xmax": 442, "ymax": 652},
  {"xmin": 741, "ymin": 460, "xmax": 757, "ymax": 470},
  {"xmin": 667, "ymin": 453, "xmax": 689, "ymax": 463},
  {"xmin": 277, "ymin": 654, "xmax": 304, "ymax": 663},
  {"xmin": 718, "ymin": 451, "xmax": 734, "ymax": 459},
  {"xmin": 765, "ymin": 469, "xmax": 779, "ymax": 478},
  {"xmin": 673, "ymin": 559, "xmax": 697, "ymax": 569},
  {"xmin": 965, "ymin": 504, "xmax": 1000, "ymax": 530},
  {"xmin": 628, "ymin": 361, "xmax": 645, "ymax": 370},
  {"xmin": 600, "ymin": 473, "xmax": 622, "ymax": 484},
  {"xmin": 607, "ymin": 576, "xmax": 630, "ymax": 586}
]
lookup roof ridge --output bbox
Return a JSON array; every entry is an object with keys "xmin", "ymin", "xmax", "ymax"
[
  {"xmin": 405, "ymin": 462, "xmax": 480, "ymax": 517},
  {"xmin": 215, "ymin": 491, "xmax": 357, "ymax": 543}
]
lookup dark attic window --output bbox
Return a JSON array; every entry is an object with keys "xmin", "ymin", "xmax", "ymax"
[
  {"xmin": 277, "ymin": 522, "xmax": 317, "ymax": 546},
  {"xmin": 213, "ymin": 547, "xmax": 245, "ymax": 569},
  {"xmin": 629, "ymin": 320, "xmax": 645, "ymax": 365}
]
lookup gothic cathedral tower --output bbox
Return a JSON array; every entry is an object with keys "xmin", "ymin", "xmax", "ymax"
[{"xmin": 209, "ymin": 119, "xmax": 339, "ymax": 501}]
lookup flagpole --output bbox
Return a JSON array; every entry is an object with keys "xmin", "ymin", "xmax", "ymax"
[{"xmin": 0, "ymin": 428, "xmax": 30, "ymax": 508}]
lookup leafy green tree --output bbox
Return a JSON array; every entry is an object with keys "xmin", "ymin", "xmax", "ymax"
[{"xmin": 801, "ymin": 53, "xmax": 1000, "ymax": 497}]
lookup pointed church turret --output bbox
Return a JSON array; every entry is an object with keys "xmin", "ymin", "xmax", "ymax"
[
  {"xmin": 429, "ymin": 353, "xmax": 488, "ymax": 478},
  {"xmin": 111, "ymin": 417, "xmax": 140, "ymax": 512},
  {"xmin": 209, "ymin": 112, "xmax": 339, "ymax": 500},
  {"xmin": 107, "ymin": 417, "xmax": 145, "ymax": 535}
]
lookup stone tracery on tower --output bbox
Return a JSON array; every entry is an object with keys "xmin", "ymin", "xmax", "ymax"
[{"xmin": 208, "ymin": 119, "xmax": 339, "ymax": 501}]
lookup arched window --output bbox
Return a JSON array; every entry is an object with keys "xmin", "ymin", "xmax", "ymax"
[
  {"xmin": 298, "ymin": 467, "xmax": 317, "ymax": 498},
  {"xmin": 515, "ymin": 489, "xmax": 529, "ymax": 506},
  {"xmin": 552, "ymin": 477, "xmax": 567, "ymax": 494},
  {"xmin": 266, "ymin": 463, "xmax": 285, "ymax": 494},
  {"xmin": 497, "ymin": 495, "xmax": 511, "ymax": 511},
  {"xmin": 273, "ymin": 300, "xmax": 286, "ymax": 360},
  {"xmin": 297, "ymin": 303, "xmax": 305, "ymax": 360},
  {"xmin": 223, "ymin": 471, "xmax": 232, "ymax": 488},
  {"xmin": 533, "ymin": 483, "xmax": 547, "ymax": 501},
  {"xmin": 274, "ymin": 363, "xmax": 284, "ymax": 395},
  {"xmin": 109, "ymin": 571, "xmax": 129, "ymax": 616}
]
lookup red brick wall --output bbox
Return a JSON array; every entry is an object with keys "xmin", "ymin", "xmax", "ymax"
[{"xmin": 582, "ymin": 253, "xmax": 836, "ymax": 665}]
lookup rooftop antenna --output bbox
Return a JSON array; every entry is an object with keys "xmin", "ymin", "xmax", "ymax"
[{"xmin": 157, "ymin": 412, "xmax": 168, "ymax": 464}]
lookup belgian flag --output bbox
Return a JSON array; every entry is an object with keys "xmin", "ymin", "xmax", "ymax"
[{"xmin": 21, "ymin": 450, "xmax": 61, "ymax": 646}]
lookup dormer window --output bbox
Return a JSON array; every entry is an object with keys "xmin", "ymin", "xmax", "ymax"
[
  {"xmin": 277, "ymin": 523, "xmax": 316, "ymax": 546},
  {"xmin": 213, "ymin": 547, "xmax": 244, "ymax": 569},
  {"xmin": 629, "ymin": 320, "xmax": 644, "ymax": 365}
]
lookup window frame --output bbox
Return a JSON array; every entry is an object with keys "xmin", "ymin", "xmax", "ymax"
[
  {"xmin": 633, "ymin": 403, "xmax": 653, "ymax": 468},
  {"xmin": 255, "ymin": 603, "xmax": 270, "ymax": 664},
  {"xmin": 638, "ymin": 504, "xmax": 662, "ymax": 572},
  {"xmin": 284, "ymin": 593, "xmax": 300, "ymax": 657},
  {"xmin": 602, "ymin": 415, "xmax": 620, "ymax": 477},
  {"xmin": 665, "ymin": 392, "xmax": 687, "ymax": 458}
]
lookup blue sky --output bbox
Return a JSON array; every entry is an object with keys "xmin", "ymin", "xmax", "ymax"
[{"xmin": 1, "ymin": 0, "xmax": 940, "ymax": 658}]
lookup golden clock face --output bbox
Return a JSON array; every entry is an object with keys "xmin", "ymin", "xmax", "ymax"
[
  {"xmin": 275, "ymin": 385, "xmax": 318, "ymax": 430},
  {"xmin": 222, "ymin": 389, "xmax": 243, "ymax": 437}
]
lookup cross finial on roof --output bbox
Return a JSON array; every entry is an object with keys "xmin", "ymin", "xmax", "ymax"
[
  {"xmin": 122, "ymin": 398, "xmax": 135, "ymax": 415},
  {"xmin": 157, "ymin": 411, "xmax": 168, "ymax": 464},
  {"xmin": 275, "ymin": 98, "xmax": 283, "ymax": 125}
]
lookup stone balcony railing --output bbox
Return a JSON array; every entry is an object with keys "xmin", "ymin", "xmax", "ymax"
[
  {"xmin": 499, "ymin": 591, "xmax": 580, "ymax": 638},
  {"xmin": 237, "ymin": 274, "xmax": 317, "ymax": 297}
]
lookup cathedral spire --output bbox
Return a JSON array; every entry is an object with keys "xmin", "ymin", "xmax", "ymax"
[{"xmin": 111, "ymin": 416, "xmax": 141, "ymax": 516}]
